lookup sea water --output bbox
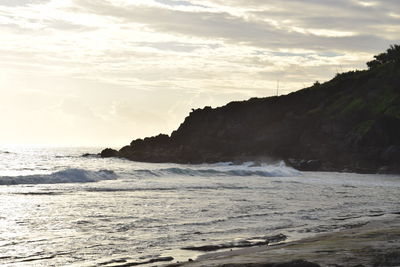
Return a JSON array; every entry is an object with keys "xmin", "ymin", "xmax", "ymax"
[{"xmin": 0, "ymin": 146, "xmax": 399, "ymax": 266}]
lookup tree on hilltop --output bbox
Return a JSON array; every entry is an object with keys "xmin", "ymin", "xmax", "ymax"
[{"xmin": 367, "ymin": 44, "xmax": 400, "ymax": 69}]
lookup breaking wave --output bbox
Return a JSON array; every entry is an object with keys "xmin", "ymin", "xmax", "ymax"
[
  {"xmin": 0, "ymin": 169, "xmax": 117, "ymax": 185},
  {"xmin": 0, "ymin": 162, "xmax": 299, "ymax": 186},
  {"xmin": 132, "ymin": 161, "xmax": 300, "ymax": 178}
]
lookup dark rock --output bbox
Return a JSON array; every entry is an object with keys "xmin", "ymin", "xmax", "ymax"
[
  {"xmin": 373, "ymin": 250, "xmax": 400, "ymax": 266},
  {"xmin": 100, "ymin": 148, "xmax": 119, "ymax": 158},
  {"xmin": 220, "ymin": 259, "xmax": 321, "ymax": 267},
  {"xmin": 294, "ymin": 159, "xmax": 322, "ymax": 171},
  {"xmin": 130, "ymin": 134, "xmax": 170, "ymax": 149},
  {"xmin": 262, "ymin": 233, "xmax": 287, "ymax": 243},
  {"xmin": 182, "ymin": 234, "xmax": 287, "ymax": 252},
  {"xmin": 182, "ymin": 244, "xmax": 221, "ymax": 252},
  {"xmin": 381, "ymin": 145, "xmax": 400, "ymax": 164},
  {"xmin": 81, "ymin": 153, "xmax": 99, "ymax": 158},
  {"xmin": 149, "ymin": 256, "xmax": 174, "ymax": 263},
  {"xmin": 109, "ymin": 256, "xmax": 174, "ymax": 267},
  {"xmin": 274, "ymin": 260, "xmax": 321, "ymax": 267}
]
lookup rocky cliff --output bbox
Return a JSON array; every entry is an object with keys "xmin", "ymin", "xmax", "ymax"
[{"xmin": 102, "ymin": 47, "xmax": 400, "ymax": 173}]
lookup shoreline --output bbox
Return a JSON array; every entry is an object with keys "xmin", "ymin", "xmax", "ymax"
[
  {"xmin": 165, "ymin": 214, "xmax": 400, "ymax": 267},
  {"xmin": 100, "ymin": 150, "xmax": 400, "ymax": 175}
]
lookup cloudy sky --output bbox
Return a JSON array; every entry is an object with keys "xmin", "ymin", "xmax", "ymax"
[{"xmin": 1, "ymin": 0, "xmax": 399, "ymax": 146}]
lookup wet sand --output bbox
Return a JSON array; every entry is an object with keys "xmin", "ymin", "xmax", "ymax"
[{"xmin": 167, "ymin": 214, "xmax": 400, "ymax": 267}]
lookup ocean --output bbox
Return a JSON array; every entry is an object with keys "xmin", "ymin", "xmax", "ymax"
[{"xmin": 0, "ymin": 146, "xmax": 399, "ymax": 266}]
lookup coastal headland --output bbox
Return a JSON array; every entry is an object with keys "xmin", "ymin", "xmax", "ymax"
[{"xmin": 101, "ymin": 46, "xmax": 400, "ymax": 174}]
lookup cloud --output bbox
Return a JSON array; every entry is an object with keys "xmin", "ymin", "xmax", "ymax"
[
  {"xmin": 44, "ymin": 19, "xmax": 98, "ymax": 31},
  {"xmin": 0, "ymin": 0, "xmax": 50, "ymax": 7},
  {"xmin": 70, "ymin": 0, "xmax": 398, "ymax": 53},
  {"xmin": 130, "ymin": 41, "xmax": 221, "ymax": 53},
  {"xmin": 155, "ymin": 0, "xmax": 205, "ymax": 8}
]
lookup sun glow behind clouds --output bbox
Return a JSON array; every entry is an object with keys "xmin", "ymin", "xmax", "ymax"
[
  {"xmin": 292, "ymin": 27, "xmax": 357, "ymax": 38},
  {"xmin": 356, "ymin": 0, "xmax": 379, "ymax": 7},
  {"xmin": 0, "ymin": 0, "xmax": 399, "ymax": 146}
]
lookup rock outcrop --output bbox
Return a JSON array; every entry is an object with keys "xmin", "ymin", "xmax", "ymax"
[
  {"xmin": 101, "ymin": 47, "xmax": 400, "ymax": 174},
  {"xmin": 100, "ymin": 148, "xmax": 119, "ymax": 158}
]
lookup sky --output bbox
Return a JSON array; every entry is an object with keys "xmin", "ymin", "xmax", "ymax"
[{"xmin": 1, "ymin": 0, "xmax": 399, "ymax": 147}]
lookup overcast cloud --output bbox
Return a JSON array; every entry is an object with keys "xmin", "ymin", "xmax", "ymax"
[{"xmin": 0, "ymin": 0, "xmax": 398, "ymax": 146}]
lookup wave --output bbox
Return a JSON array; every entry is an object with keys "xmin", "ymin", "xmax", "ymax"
[
  {"xmin": 0, "ymin": 168, "xmax": 117, "ymax": 185},
  {"xmin": 0, "ymin": 162, "xmax": 298, "ymax": 186},
  {"xmin": 132, "ymin": 161, "xmax": 300, "ymax": 178}
]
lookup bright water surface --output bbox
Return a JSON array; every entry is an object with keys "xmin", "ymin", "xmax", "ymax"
[{"xmin": 0, "ymin": 146, "xmax": 399, "ymax": 266}]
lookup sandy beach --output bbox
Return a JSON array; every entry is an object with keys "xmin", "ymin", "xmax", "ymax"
[{"xmin": 166, "ymin": 214, "xmax": 400, "ymax": 267}]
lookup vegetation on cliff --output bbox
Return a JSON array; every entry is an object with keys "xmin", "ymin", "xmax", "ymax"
[{"xmin": 103, "ymin": 46, "xmax": 400, "ymax": 173}]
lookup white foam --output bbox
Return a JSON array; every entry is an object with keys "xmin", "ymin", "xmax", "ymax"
[
  {"xmin": 133, "ymin": 161, "xmax": 300, "ymax": 178},
  {"xmin": 0, "ymin": 168, "xmax": 117, "ymax": 185}
]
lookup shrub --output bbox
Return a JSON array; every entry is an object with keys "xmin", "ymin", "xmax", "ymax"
[{"xmin": 367, "ymin": 44, "xmax": 400, "ymax": 69}]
